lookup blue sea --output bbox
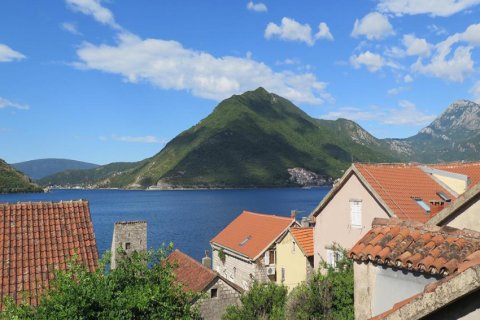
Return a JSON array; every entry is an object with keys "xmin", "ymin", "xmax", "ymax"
[{"xmin": 0, "ymin": 188, "xmax": 329, "ymax": 260}]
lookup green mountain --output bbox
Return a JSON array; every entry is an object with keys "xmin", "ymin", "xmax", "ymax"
[
  {"xmin": 40, "ymin": 88, "xmax": 395, "ymax": 188},
  {"xmin": 0, "ymin": 159, "xmax": 43, "ymax": 193},
  {"xmin": 12, "ymin": 158, "xmax": 99, "ymax": 180}
]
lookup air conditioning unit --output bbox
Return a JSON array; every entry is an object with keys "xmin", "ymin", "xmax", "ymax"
[{"xmin": 266, "ymin": 265, "xmax": 276, "ymax": 275}]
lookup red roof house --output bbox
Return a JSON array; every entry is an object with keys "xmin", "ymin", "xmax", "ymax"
[{"xmin": 0, "ymin": 200, "xmax": 98, "ymax": 307}]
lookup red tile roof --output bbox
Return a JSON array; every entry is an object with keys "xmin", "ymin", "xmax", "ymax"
[
  {"xmin": 0, "ymin": 200, "xmax": 98, "ymax": 307},
  {"xmin": 210, "ymin": 211, "xmax": 295, "ymax": 260},
  {"xmin": 355, "ymin": 163, "xmax": 455, "ymax": 222},
  {"xmin": 430, "ymin": 162, "xmax": 480, "ymax": 189},
  {"xmin": 166, "ymin": 249, "xmax": 217, "ymax": 292},
  {"xmin": 349, "ymin": 218, "xmax": 480, "ymax": 277},
  {"xmin": 290, "ymin": 227, "xmax": 314, "ymax": 257}
]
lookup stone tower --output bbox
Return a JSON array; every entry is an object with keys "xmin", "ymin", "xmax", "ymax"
[{"xmin": 110, "ymin": 221, "xmax": 147, "ymax": 269}]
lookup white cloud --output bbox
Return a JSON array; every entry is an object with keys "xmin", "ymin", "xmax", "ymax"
[
  {"xmin": 0, "ymin": 97, "xmax": 29, "ymax": 110},
  {"xmin": 75, "ymin": 33, "xmax": 332, "ymax": 105},
  {"xmin": 0, "ymin": 44, "xmax": 25, "ymax": 62},
  {"xmin": 470, "ymin": 81, "xmax": 480, "ymax": 103},
  {"xmin": 350, "ymin": 51, "xmax": 385, "ymax": 72},
  {"xmin": 265, "ymin": 17, "xmax": 315, "ymax": 46},
  {"xmin": 427, "ymin": 24, "xmax": 448, "ymax": 36},
  {"xmin": 351, "ymin": 12, "xmax": 394, "ymax": 40},
  {"xmin": 377, "ymin": 0, "xmax": 480, "ymax": 17},
  {"xmin": 403, "ymin": 34, "xmax": 432, "ymax": 57},
  {"xmin": 102, "ymin": 135, "xmax": 166, "ymax": 144},
  {"xmin": 320, "ymin": 100, "xmax": 435, "ymax": 126},
  {"xmin": 66, "ymin": 0, "xmax": 120, "ymax": 29},
  {"xmin": 411, "ymin": 23, "xmax": 480, "ymax": 82},
  {"xmin": 404, "ymin": 74, "xmax": 413, "ymax": 83},
  {"xmin": 265, "ymin": 18, "xmax": 333, "ymax": 46},
  {"xmin": 276, "ymin": 58, "xmax": 301, "ymax": 66},
  {"xmin": 315, "ymin": 22, "xmax": 334, "ymax": 41},
  {"xmin": 61, "ymin": 22, "xmax": 82, "ymax": 35},
  {"xmin": 387, "ymin": 86, "xmax": 406, "ymax": 96},
  {"xmin": 247, "ymin": 1, "xmax": 267, "ymax": 12}
]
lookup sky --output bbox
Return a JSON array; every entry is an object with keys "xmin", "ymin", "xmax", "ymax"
[{"xmin": 1, "ymin": 0, "xmax": 480, "ymax": 165}]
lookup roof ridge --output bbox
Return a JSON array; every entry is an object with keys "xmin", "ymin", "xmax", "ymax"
[
  {"xmin": 172, "ymin": 249, "xmax": 216, "ymax": 276},
  {"xmin": 243, "ymin": 210, "xmax": 294, "ymax": 220},
  {"xmin": 0, "ymin": 199, "xmax": 88, "ymax": 206}
]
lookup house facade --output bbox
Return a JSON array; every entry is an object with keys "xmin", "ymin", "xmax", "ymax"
[
  {"xmin": 349, "ymin": 217, "xmax": 480, "ymax": 320},
  {"xmin": 210, "ymin": 211, "xmax": 297, "ymax": 290},
  {"xmin": 275, "ymin": 227, "xmax": 314, "ymax": 290},
  {"xmin": 167, "ymin": 249, "xmax": 243, "ymax": 320},
  {"xmin": 0, "ymin": 200, "xmax": 98, "ymax": 307},
  {"xmin": 310, "ymin": 162, "xmax": 480, "ymax": 269}
]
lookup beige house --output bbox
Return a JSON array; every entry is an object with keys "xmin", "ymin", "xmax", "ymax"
[
  {"xmin": 210, "ymin": 211, "xmax": 297, "ymax": 290},
  {"xmin": 310, "ymin": 162, "xmax": 480, "ymax": 269},
  {"xmin": 349, "ymin": 218, "xmax": 480, "ymax": 320},
  {"xmin": 275, "ymin": 227, "xmax": 314, "ymax": 290}
]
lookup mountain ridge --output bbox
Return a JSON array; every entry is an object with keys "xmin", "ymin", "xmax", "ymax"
[{"xmin": 12, "ymin": 158, "xmax": 99, "ymax": 180}]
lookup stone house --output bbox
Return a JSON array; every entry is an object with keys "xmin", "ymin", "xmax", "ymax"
[
  {"xmin": 0, "ymin": 200, "xmax": 98, "ymax": 308},
  {"xmin": 275, "ymin": 227, "xmax": 314, "ymax": 290},
  {"xmin": 167, "ymin": 249, "xmax": 243, "ymax": 320},
  {"xmin": 110, "ymin": 220, "xmax": 147, "ymax": 269},
  {"xmin": 349, "ymin": 217, "xmax": 480, "ymax": 320},
  {"xmin": 210, "ymin": 211, "xmax": 297, "ymax": 290},
  {"xmin": 309, "ymin": 162, "xmax": 480, "ymax": 269}
]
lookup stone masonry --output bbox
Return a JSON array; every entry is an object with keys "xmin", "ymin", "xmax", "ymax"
[{"xmin": 110, "ymin": 221, "xmax": 147, "ymax": 269}]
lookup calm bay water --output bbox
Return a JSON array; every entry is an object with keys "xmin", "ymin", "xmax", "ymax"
[{"xmin": 0, "ymin": 188, "xmax": 329, "ymax": 260}]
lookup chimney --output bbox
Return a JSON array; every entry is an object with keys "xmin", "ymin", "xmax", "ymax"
[
  {"xmin": 202, "ymin": 250, "xmax": 212, "ymax": 269},
  {"xmin": 111, "ymin": 221, "xmax": 147, "ymax": 269},
  {"xmin": 300, "ymin": 216, "xmax": 310, "ymax": 227},
  {"xmin": 291, "ymin": 210, "xmax": 297, "ymax": 219}
]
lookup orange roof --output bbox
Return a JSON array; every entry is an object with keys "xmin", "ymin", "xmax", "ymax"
[
  {"xmin": 430, "ymin": 162, "xmax": 480, "ymax": 189},
  {"xmin": 355, "ymin": 163, "xmax": 455, "ymax": 222},
  {"xmin": 349, "ymin": 218, "xmax": 480, "ymax": 277},
  {"xmin": 210, "ymin": 211, "xmax": 295, "ymax": 260},
  {"xmin": 166, "ymin": 249, "xmax": 217, "ymax": 292},
  {"xmin": 0, "ymin": 200, "xmax": 98, "ymax": 307},
  {"xmin": 290, "ymin": 227, "xmax": 314, "ymax": 257}
]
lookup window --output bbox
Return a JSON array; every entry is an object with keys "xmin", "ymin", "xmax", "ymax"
[
  {"xmin": 436, "ymin": 191, "xmax": 451, "ymax": 202},
  {"xmin": 269, "ymin": 250, "xmax": 275, "ymax": 264},
  {"xmin": 281, "ymin": 267, "xmax": 286, "ymax": 282},
  {"xmin": 326, "ymin": 249, "xmax": 343, "ymax": 268},
  {"xmin": 413, "ymin": 197, "xmax": 430, "ymax": 213},
  {"xmin": 292, "ymin": 241, "xmax": 296, "ymax": 253},
  {"xmin": 233, "ymin": 267, "xmax": 236, "ymax": 280},
  {"xmin": 210, "ymin": 288, "xmax": 218, "ymax": 298},
  {"xmin": 239, "ymin": 235, "xmax": 252, "ymax": 246},
  {"xmin": 125, "ymin": 242, "xmax": 131, "ymax": 250},
  {"xmin": 350, "ymin": 200, "xmax": 362, "ymax": 228}
]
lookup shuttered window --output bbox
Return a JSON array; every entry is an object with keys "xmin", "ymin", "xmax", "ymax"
[
  {"xmin": 326, "ymin": 249, "xmax": 343, "ymax": 268},
  {"xmin": 350, "ymin": 200, "xmax": 362, "ymax": 228}
]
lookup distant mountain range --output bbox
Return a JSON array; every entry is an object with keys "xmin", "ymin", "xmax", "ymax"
[
  {"xmin": 37, "ymin": 88, "xmax": 480, "ymax": 189},
  {"xmin": 12, "ymin": 158, "xmax": 99, "ymax": 180},
  {"xmin": 0, "ymin": 159, "xmax": 43, "ymax": 193}
]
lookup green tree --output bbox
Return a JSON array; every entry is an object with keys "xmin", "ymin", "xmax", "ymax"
[
  {"xmin": 286, "ymin": 248, "xmax": 354, "ymax": 320},
  {"xmin": 223, "ymin": 281, "xmax": 288, "ymax": 320},
  {"xmin": 2, "ymin": 247, "xmax": 201, "ymax": 320}
]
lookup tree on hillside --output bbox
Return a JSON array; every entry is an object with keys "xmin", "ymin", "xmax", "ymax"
[
  {"xmin": 2, "ymin": 247, "xmax": 201, "ymax": 320},
  {"xmin": 223, "ymin": 281, "xmax": 288, "ymax": 320},
  {"xmin": 287, "ymin": 247, "xmax": 354, "ymax": 320}
]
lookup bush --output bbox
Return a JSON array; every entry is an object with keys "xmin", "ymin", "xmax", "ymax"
[
  {"xmin": 2, "ymin": 247, "xmax": 201, "ymax": 320},
  {"xmin": 223, "ymin": 281, "xmax": 288, "ymax": 320},
  {"xmin": 286, "ymin": 248, "xmax": 354, "ymax": 320}
]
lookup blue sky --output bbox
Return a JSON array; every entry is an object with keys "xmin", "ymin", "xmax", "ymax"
[{"xmin": 1, "ymin": 0, "xmax": 480, "ymax": 164}]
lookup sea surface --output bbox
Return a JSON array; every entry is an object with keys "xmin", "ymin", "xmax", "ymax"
[{"xmin": 0, "ymin": 188, "xmax": 330, "ymax": 260}]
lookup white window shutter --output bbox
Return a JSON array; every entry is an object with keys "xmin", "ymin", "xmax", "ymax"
[
  {"xmin": 350, "ymin": 200, "xmax": 362, "ymax": 228},
  {"xmin": 264, "ymin": 252, "xmax": 270, "ymax": 265}
]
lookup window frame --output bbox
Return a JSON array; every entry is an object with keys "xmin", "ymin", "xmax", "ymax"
[{"xmin": 350, "ymin": 199, "xmax": 363, "ymax": 229}]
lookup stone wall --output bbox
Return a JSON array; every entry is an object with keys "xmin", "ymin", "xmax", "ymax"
[
  {"xmin": 212, "ymin": 247, "xmax": 256, "ymax": 290},
  {"xmin": 195, "ymin": 277, "xmax": 241, "ymax": 320},
  {"xmin": 111, "ymin": 221, "xmax": 147, "ymax": 269}
]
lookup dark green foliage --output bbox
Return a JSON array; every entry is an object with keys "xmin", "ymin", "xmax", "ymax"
[
  {"xmin": 223, "ymin": 281, "xmax": 288, "ymax": 320},
  {"xmin": 287, "ymin": 248, "xmax": 354, "ymax": 320},
  {"xmin": 0, "ymin": 159, "xmax": 43, "ymax": 193},
  {"xmin": 2, "ymin": 247, "xmax": 201, "ymax": 320},
  {"xmin": 12, "ymin": 159, "xmax": 99, "ymax": 180}
]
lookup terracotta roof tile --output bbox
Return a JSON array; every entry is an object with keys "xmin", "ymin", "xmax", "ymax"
[
  {"xmin": 430, "ymin": 162, "xmax": 480, "ymax": 189},
  {"xmin": 290, "ymin": 227, "xmax": 314, "ymax": 257},
  {"xmin": 349, "ymin": 218, "xmax": 480, "ymax": 277},
  {"xmin": 355, "ymin": 163, "xmax": 455, "ymax": 222},
  {"xmin": 166, "ymin": 249, "xmax": 217, "ymax": 292},
  {"xmin": 0, "ymin": 200, "xmax": 98, "ymax": 308},
  {"xmin": 210, "ymin": 211, "xmax": 295, "ymax": 260}
]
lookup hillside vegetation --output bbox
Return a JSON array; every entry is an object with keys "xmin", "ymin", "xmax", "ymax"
[{"xmin": 0, "ymin": 159, "xmax": 43, "ymax": 193}]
